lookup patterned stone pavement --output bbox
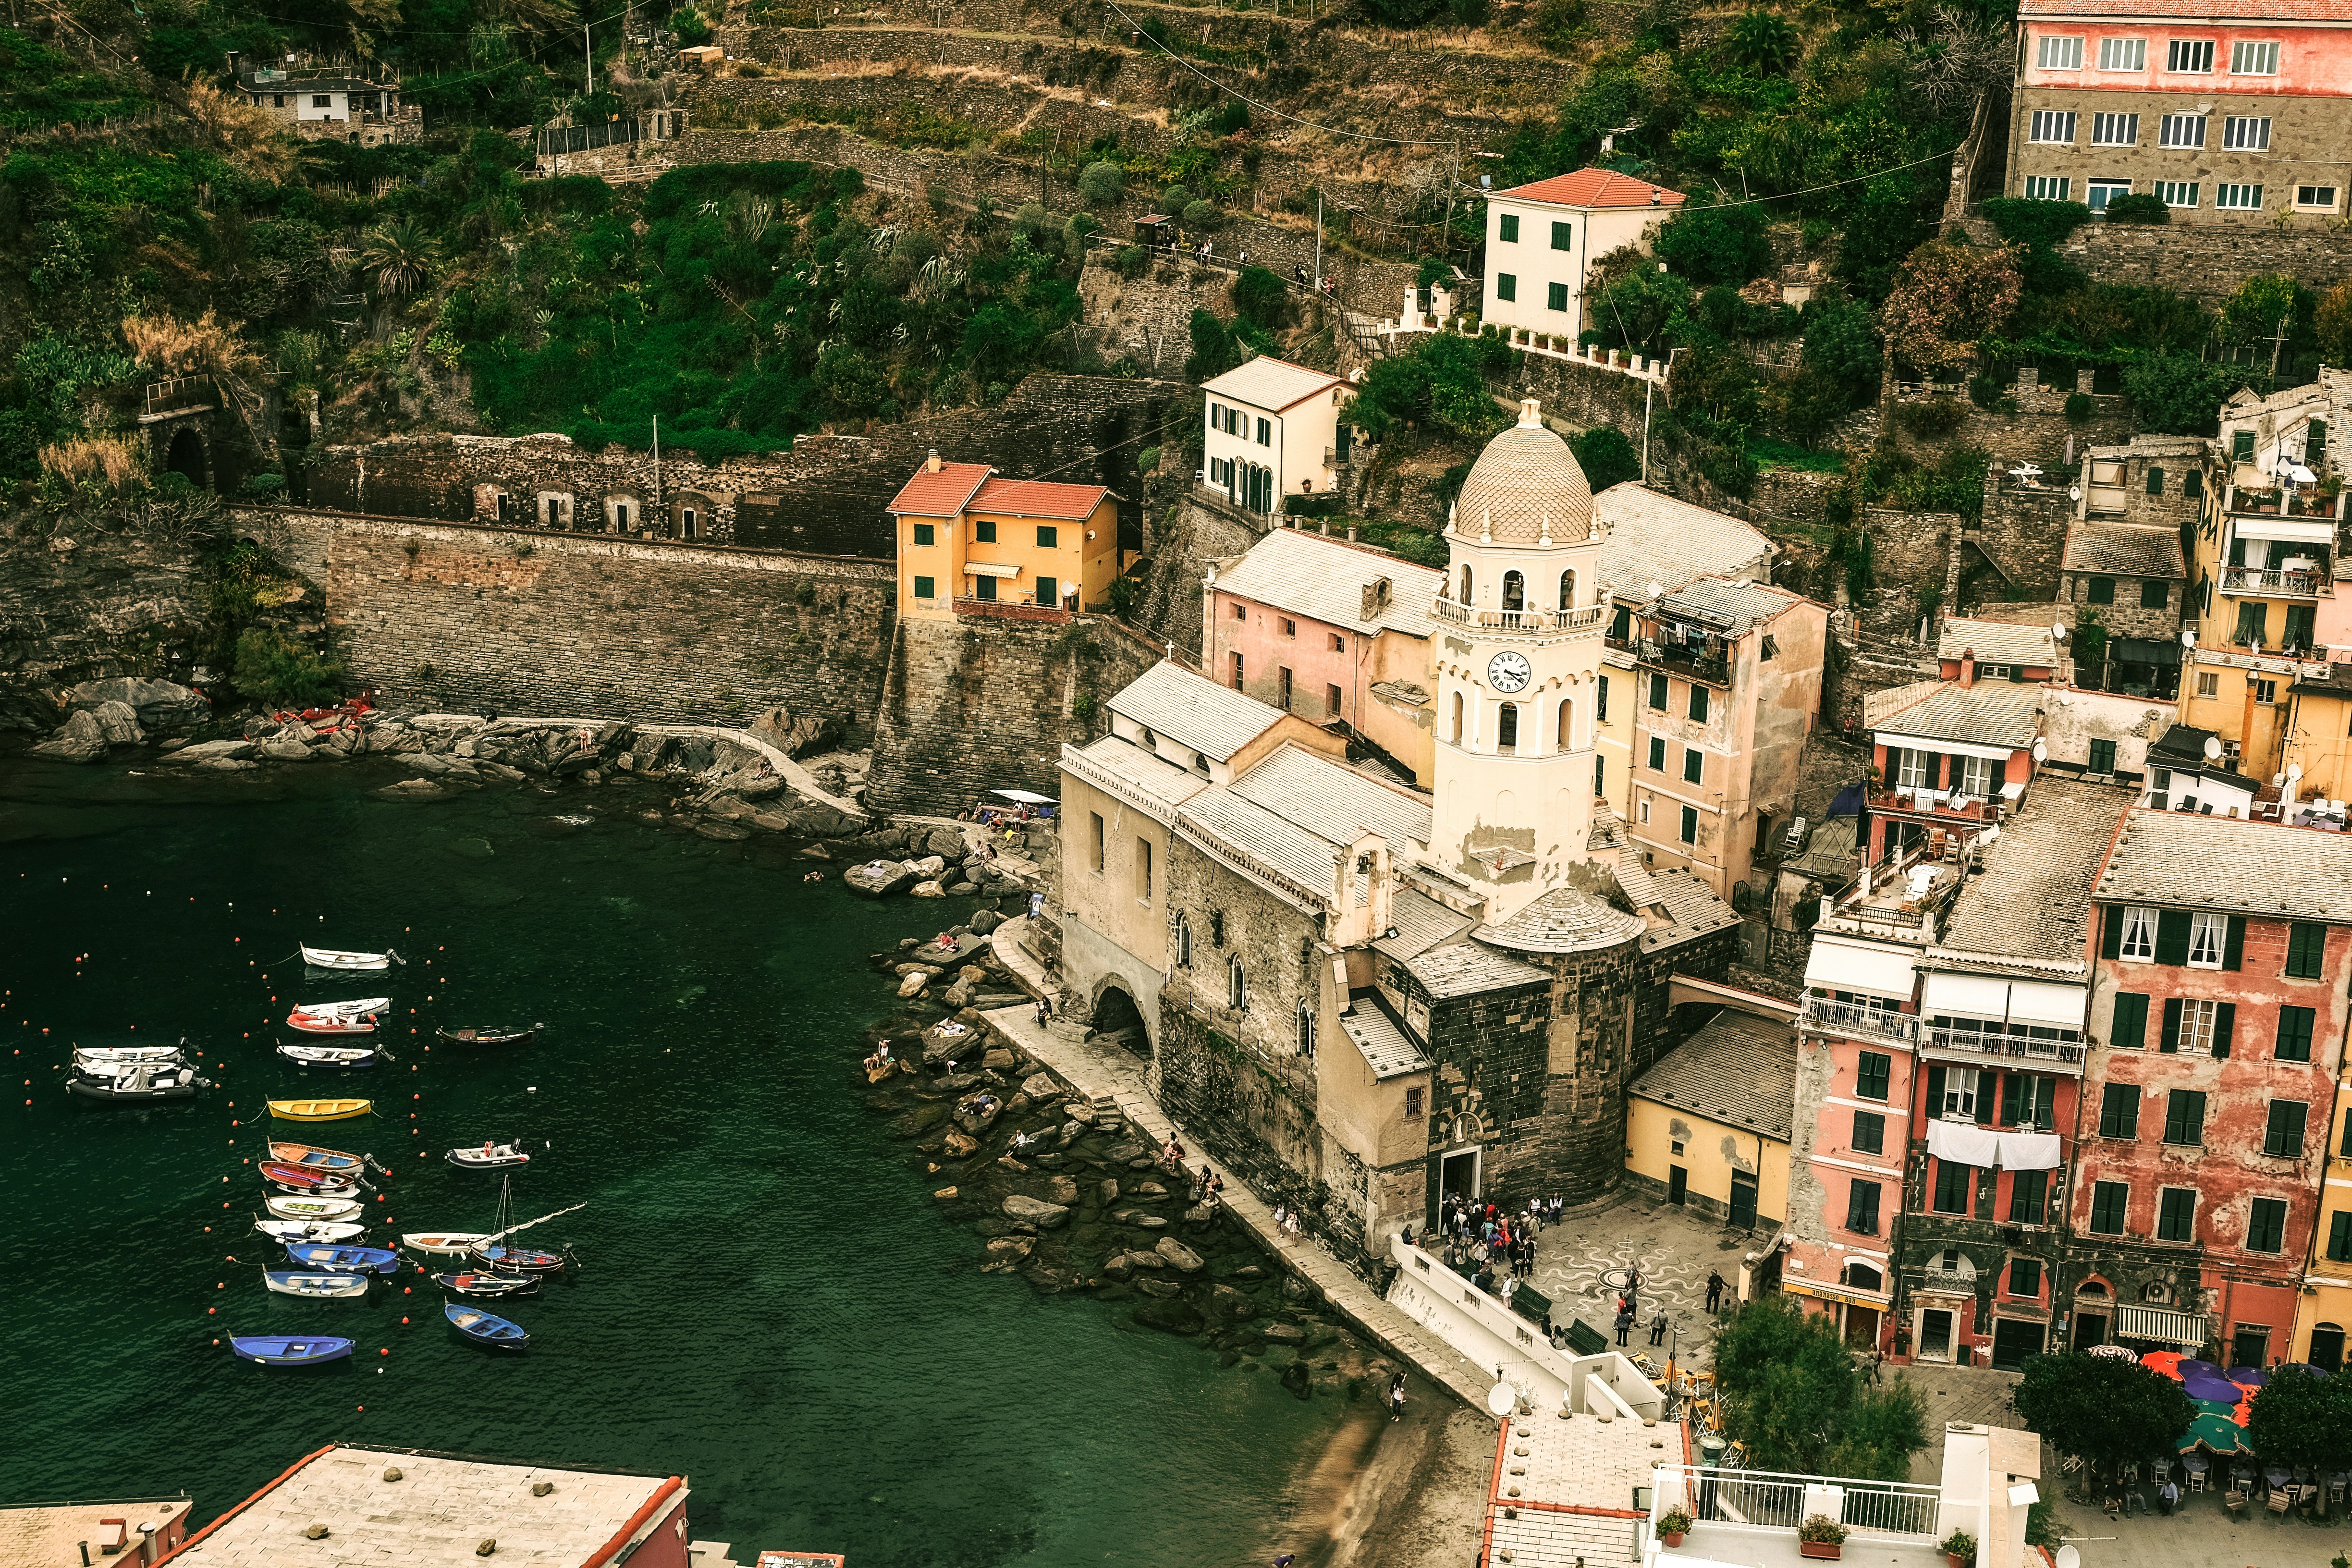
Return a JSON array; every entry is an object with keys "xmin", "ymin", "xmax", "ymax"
[{"xmin": 1519, "ymin": 1191, "xmax": 1770, "ymax": 1371}]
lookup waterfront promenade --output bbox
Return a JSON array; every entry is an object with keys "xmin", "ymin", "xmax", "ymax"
[{"xmin": 982, "ymin": 916, "xmax": 1498, "ymax": 1417}]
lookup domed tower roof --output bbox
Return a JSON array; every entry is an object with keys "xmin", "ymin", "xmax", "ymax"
[{"xmin": 1451, "ymin": 399, "xmax": 1595, "ymax": 546}]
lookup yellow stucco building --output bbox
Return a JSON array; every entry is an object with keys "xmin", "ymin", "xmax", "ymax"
[
  {"xmin": 1623, "ymin": 984, "xmax": 1795, "ymax": 1232},
  {"xmin": 887, "ymin": 452, "xmax": 1120, "ymax": 620}
]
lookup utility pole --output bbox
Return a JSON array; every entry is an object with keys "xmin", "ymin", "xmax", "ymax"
[
  {"xmin": 2268, "ymin": 312, "xmax": 2291, "ymax": 380},
  {"xmin": 1313, "ymin": 191, "xmax": 1323, "ymax": 293},
  {"xmin": 651, "ymin": 414, "xmax": 662, "ymax": 530},
  {"xmin": 585, "ymin": 21, "xmax": 594, "ymax": 97}
]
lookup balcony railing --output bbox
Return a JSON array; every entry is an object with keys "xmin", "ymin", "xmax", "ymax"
[
  {"xmin": 2222, "ymin": 565, "xmax": 2326, "ymax": 599},
  {"xmin": 953, "ymin": 596, "xmax": 1071, "ymax": 624},
  {"xmin": 1925, "ymin": 1025, "xmax": 2086, "ymax": 1067},
  {"xmin": 2227, "ymin": 488, "xmax": 2343, "ymax": 520},
  {"xmin": 1651, "ymin": 1464, "xmax": 1943, "ymax": 1543},
  {"xmin": 1867, "ymin": 786, "xmax": 1998, "ymax": 823},
  {"xmin": 1800, "ymin": 997, "xmax": 1921, "ymax": 1046},
  {"xmin": 1427, "ymin": 596, "xmax": 1610, "ymax": 635},
  {"xmin": 1635, "ymin": 637, "xmax": 1731, "ymax": 686}
]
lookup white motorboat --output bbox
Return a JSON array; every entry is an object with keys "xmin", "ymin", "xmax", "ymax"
[
  {"xmin": 264, "ymin": 1269, "xmax": 372, "ymax": 1299},
  {"xmin": 298, "ymin": 997, "xmax": 391, "ymax": 1017},
  {"xmin": 447, "ymin": 1141, "xmax": 532, "ymax": 1171},
  {"xmin": 73, "ymin": 1041, "xmax": 191, "ymax": 1065},
  {"xmin": 301, "ymin": 946, "xmax": 401, "ymax": 971},
  {"xmin": 255, "ymin": 1218, "xmax": 368, "ymax": 1244},
  {"xmin": 264, "ymin": 1194, "xmax": 365, "ymax": 1223},
  {"xmin": 401, "ymin": 1231, "xmax": 492, "ymax": 1256},
  {"xmin": 67, "ymin": 1061, "xmax": 209, "ymax": 1102},
  {"xmin": 277, "ymin": 1041, "xmax": 391, "ymax": 1067}
]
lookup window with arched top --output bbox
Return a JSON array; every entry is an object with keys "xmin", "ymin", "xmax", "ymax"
[
  {"xmin": 1175, "ymin": 914, "xmax": 1191, "ymax": 968},
  {"xmin": 1228, "ymin": 956, "xmax": 1247, "ymax": 1011},
  {"xmin": 1845, "ymin": 1260, "xmax": 1884, "ymax": 1292},
  {"xmin": 1556, "ymin": 698, "xmax": 1574, "ymax": 751},
  {"xmin": 1496, "ymin": 702, "xmax": 1519, "ymax": 754},
  {"xmin": 1559, "ymin": 570, "xmax": 1576, "ymax": 610},
  {"xmin": 1502, "ymin": 571, "xmax": 1525, "ymax": 611},
  {"xmin": 1458, "ymin": 564, "xmax": 1474, "ymax": 603},
  {"xmin": 1450, "ymin": 691, "xmax": 1464, "ymax": 744},
  {"xmin": 1297, "ymin": 1002, "xmax": 1315, "ymax": 1057}
]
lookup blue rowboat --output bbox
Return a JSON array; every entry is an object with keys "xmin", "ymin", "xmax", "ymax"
[
  {"xmin": 264, "ymin": 1269, "xmax": 371, "ymax": 1299},
  {"xmin": 284, "ymin": 1242, "xmax": 400, "ymax": 1275},
  {"xmin": 445, "ymin": 1301, "xmax": 529, "ymax": 1349},
  {"xmin": 230, "ymin": 1334, "xmax": 355, "ymax": 1366}
]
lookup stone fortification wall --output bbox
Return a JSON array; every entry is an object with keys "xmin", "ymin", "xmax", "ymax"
[
  {"xmin": 0, "ymin": 531, "xmax": 217, "ymax": 730},
  {"xmin": 265, "ymin": 509, "xmax": 899, "ymax": 740},
  {"xmin": 1970, "ymin": 471, "xmax": 2074, "ymax": 604},
  {"xmin": 2057, "ymin": 219, "xmax": 2352, "ymax": 306},
  {"xmin": 305, "ymin": 373, "xmax": 1191, "ymax": 559},
  {"xmin": 1864, "ymin": 507, "xmax": 1958, "ymax": 601},
  {"xmin": 1127, "ymin": 494, "xmax": 1262, "ymax": 663},
  {"xmin": 865, "ymin": 611, "xmax": 1162, "ymax": 815}
]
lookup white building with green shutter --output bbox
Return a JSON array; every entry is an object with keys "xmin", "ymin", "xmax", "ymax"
[{"xmin": 1480, "ymin": 168, "xmax": 1685, "ymax": 341}]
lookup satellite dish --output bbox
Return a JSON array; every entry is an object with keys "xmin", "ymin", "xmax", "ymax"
[
  {"xmin": 2182, "ymin": 628, "xmax": 2198, "ymax": 649},
  {"xmin": 2068, "ymin": 486, "xmax": 2082, "ymax": 501},
  {"xmin": 1487, "ymin": 1381, "xmax": 1518, "ymax": 1417},
  {"xmin": 2051, "ymin": 621, "xmax": 2068, "ymax": 642},
  {"xmin": 2055, "ymin": 1548, "xmax": 2082, "ymax": 1568},
  {"xmin": 2289, "ymin": 763, "xmax": 2304, "ymax": 782},
  {"xmin": 2205, "ymin": 736, "xmax": 2224, "ymax": 762},
  {"xmin": 1646, "ymin": 581, "xmax": 1664, "ymax": 600},
  {"xmin": 2032, "ymin": 738, "xmax": 2049, "ymax": 762}
]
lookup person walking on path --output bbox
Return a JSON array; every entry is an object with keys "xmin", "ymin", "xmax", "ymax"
[
  {"xmin": 1389, "ymin": 1370, "xmax": 1407, "ymax": 1422},
  {"xmin": 1705, "ymin": 1271, "xmax": 1726, "ymax": 1313},
  {"xmin": 1615, "ymin": 1305, "xmax": 1635, "ymax": 1347},
  {"xmin": 1648, "ymin": 1310, "xmax": 1669, "ymax": 1347}
]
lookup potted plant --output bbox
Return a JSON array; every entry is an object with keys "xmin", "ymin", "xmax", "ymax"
[
  {"xmin": 1797, "ymin": 1515, "xmax": 1848, "ymax": 1560},
  {"xmin": 1940, "ymin": 1529, "xmax": 1976, "ymax": 1568},
  {"xmin": 1658, "ymin": 1506, "xmax": 1693, "ymax": 1548}
]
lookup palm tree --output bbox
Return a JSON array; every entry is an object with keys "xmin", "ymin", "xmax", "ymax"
[{"xmin": 361, "ymin": 219, "xmax": 440, "ymax": 297}]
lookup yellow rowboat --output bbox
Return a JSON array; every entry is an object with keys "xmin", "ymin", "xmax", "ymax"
[{"xmin": 268, "ymin": 1098, "xmax": 374, "ymax": 1122}]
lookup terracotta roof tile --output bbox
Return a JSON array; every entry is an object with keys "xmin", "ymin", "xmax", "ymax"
[
  {"xmin": 886, "ymin": 461, "xmax": 992, "ymax": 517},
  {"xmin": 970, "ymin": 475, "xmax": 1112, "ymax": 520},
  {"xmin": 1493, "ymin": 167, "xmax": 1687, "ymax": 210}
]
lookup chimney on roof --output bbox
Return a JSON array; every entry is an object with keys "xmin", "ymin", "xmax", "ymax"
[
  {"xmin": 925, "ymin": 449, "xmax": 941, "ymax": 474},
  {"xmin": 1960, "ymin": 649, "xmax": 1977, "ymax": 689},
  {"xmin": 1362, "ymin": 577, "xmax": 1392, "ymax": 619},
  {"xmin": 1519, "ymin": 397, "xmax": 1542, "ymax": 429}
]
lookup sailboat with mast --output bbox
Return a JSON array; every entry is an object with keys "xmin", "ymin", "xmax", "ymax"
[{"xmin": 464, "ymin": 1176, "xmax": 582, "ymax": 1274}]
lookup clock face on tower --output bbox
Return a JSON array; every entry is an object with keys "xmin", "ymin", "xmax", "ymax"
[{"xmin": 1486, "ymin": 650, "xmax": 1532, "ymax": 693}]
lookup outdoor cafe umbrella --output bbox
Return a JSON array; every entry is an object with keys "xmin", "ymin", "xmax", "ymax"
[
  {"xmin": 2142, "ymin": 1350, "xmax": 2186, "ymax": 1379},
  {"xmin": 2186, "ymin": 1412, "xmax": 2246, "ymax": 1454}
]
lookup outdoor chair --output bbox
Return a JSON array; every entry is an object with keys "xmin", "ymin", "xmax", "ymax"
[
  {"xmin": 2267, "ymin": 1488, "xmax": 2293, "ymax": 1516},
  {"xmin": 2223, "ymin": 1492, "xmax": 2249, "ymax": 1520},
  {"xmin": 2186, "ymin": 1470, "xmax": 2207, "ymax": 1494}
]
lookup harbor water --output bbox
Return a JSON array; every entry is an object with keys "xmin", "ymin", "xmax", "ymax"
[{"xmin": 0, "ymin": 758, "xmax": 1347, "ymax": 1564}]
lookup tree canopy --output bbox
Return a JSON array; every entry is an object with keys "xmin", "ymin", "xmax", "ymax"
[
  {"xmin": 1713, "ymin": 1296, "xmax": 1930, "ymax": 1479},
  {"xmin": 2009, "ymin": 1354, "xmax": 2197, "ymax": 1482}
]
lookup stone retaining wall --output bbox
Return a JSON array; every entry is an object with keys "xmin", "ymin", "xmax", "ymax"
[
  {"xmin": 264, "ymin": 508, "xmax": 901, "ymax": 739},
  {"xmin": 2058, "ymin": 218, "xmax": 2352, "ymax": 306}
]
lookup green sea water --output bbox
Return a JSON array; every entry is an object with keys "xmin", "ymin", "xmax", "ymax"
[{"xmin": 0, "ymin": 758, "xmax": 1344, "ymax": 1565}]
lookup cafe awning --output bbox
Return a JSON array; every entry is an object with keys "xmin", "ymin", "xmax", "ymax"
[
  {"xmin": 2118, "ymin": 1305, "xmax": 2207, "ymax": 1348},
  {"xmin": 990, "ymin": 789, "xmax": 1058, "ymax": 804},
  {"xmin": 965, "ymin": 562, "xmax": 1021, "ymax": 578},
  {"xmin": 1804, "ymin": 934, "xmax": 1918, "ymax": 1002}
]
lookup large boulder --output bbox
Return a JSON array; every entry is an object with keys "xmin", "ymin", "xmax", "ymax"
[
  {"xmin": 895, "ymin": 970, "xmax": 930, "ymax": 999},
  {"xmin": 1154, "ymin": 1237, "xmax": 1206, "ymax": 1274},
  {"xmin": 969, "ymin": 909, "xmax": 1004, "ymax": 936},
  {"xmin": 258, "ymin": 737, "xmax": 316, "ymax": 762},
  {"xmin": 924, "ymin": 826, "xmax": 968, "ymax": 858},
  {"xmin": 65, "ymin": 677, "xmax": 208, "ymax": 736},
  {"xmin": 86, "ymin": 700, "xmax": 144, "ymax": 746},
  {"xmin": 1132, "ymin": 1298, "xmax": 1204, "ymax": 1336},
  {"xmin": 843, "ymin": 860, "xmax": 918, "ymax": 898},
  {"xmin": 1002, "ymin": 1194, "xmax": 1070, "ymax": 1229},
  {"xmin": 789, "ymin": 803, "xmax": 856, "ymax": 838},
  {"xmin": 749, "ymin": 702, "xmax": 840, "ymax": 759},
  {"xmin": 161, "ymin": 738, "xmax": 255, "ymax": 765},
  {"xmin": 31, "ymin": 709, "xmax": 108, "ymax": 762}
]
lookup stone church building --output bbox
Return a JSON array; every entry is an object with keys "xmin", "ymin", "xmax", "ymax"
[{"xmin": 1051, "ymin": 404, "xmax": 1750, "ymax": 1264}]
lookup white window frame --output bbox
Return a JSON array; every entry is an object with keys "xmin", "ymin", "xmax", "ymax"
[
  {"xmin": 2230, "ymin": 39, "xmax": 2279, "ymax": 75},
  {"xmin": 2097, "ymin": 37, "xmax": 2145, "ymax": 72},
  {"xmin": 2165, "ymin": 38, "xmax": 2214, "ymax": 74},
  {"xmin": 1898, "ymin": 747, "xmax": 1929, "ymax": 790},
  {"xmin": 1942, "ymin": 1066, "xmax": 1984, "ymax": 1121},
  {"xmin": 1958, "ymin": 755, "xmax": 1993, "ymax": 798},
  {"xmin": 2025, "ymin": 175, "xmax": 2073, "ymax": 201},
  {"xmin": 2216, "ymin": 183, "xmax": 2265, "ymax": 211},
  {"xmin": 2179, "ymin": 997, "xmax": 2220, "ymax": 1054},
  {"xmin": 2296, "ymin": 185, "xmax": 2341, "ymax": 212},
  {"xmin": 2156, "ymin": 180, "xmax": 2200, "ymax": 208},
  {"xmin": 2038, "ymin": 34, "xmax": 2085, "ymax": 70},
  {"xmin": 2159, "ymin": 113, "xmax": 2206, "ymax": 149},
  {"xmin": 2187, "ymin": 911, "xmax": 2228, "ymax": 968},
  {"xmin": 2222, "ymin": 116, "xmax": 2271, "ymax": 151},
  {"xmin": 2119, "ymin": 904, "xmax": 2158, "ymax": 963},
  {"xmin": 2196, "ymin": 671, "xmax": 2220, "ymax": 698},
  {"xmin": 2091, "ymin": 112, "xmax": 2139, "ymax": 147},
  {"xmin": 2029, "ymin": 110, "xmax": 2077, "ymax": 145},
  {"xmin": 2088, "ymin": 179, "xmax": 2132, "ymax": 212}
]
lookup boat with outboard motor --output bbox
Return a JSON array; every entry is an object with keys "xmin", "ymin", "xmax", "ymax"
[
  {"xmin": 277, "ymin": 1041, "xmax": 392, "ymax": 1068},
  {"xmin": 67, "ymin": 1059, "xmax": 210, "ymax": 1102},
  {"xmin": 254, "ymin": 1218, "xmax": 368, "ymax": 1244},
  {"xmin": 263, "ymin": 1270, "xmax": 371, "ymax": 1299},
  {"xmin": 283, "ymin": 1241, "xmax": 399, "ymax": 1275},
  {"xmin": 230, "ymin": 1334, "xmax": 354, "ymax": 1365},
  {"xmin": 301, "ymin": 945, "xmax": 401, "ymax": 971}
]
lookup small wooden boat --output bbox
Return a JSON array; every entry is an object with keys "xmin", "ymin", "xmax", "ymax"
[
  {"xmin": 267, "ymin": 1140, "xmax": 371, "ymax": 1172},
  {"xmin": 287, "ymin": 1009, "xmax": 379, "ymax": 1036},
  {"xmin": 445, "ymin": 1302, "xmax": 529, "ymax": 1349},
  {"xmin": 284, "ymin": 1241, "xmax": 400, "ymax": 1275},
  {"xmin": 277, "ymin": 1041, "xmax": 389, "ymax": 1068},
  {"xmin": 265, "ymin": 1194, "xmax": 364, "ymax": 1223},
  {"xmin": 434, "ymin": 1270, "xmax": 541, "ymax": 1300},
  {"xmin": 436, "ymin": 1024, "xmax": 541, "ymax": 1048},
  {"xmin": 294, "ymin": 997, "xmax": 390, "ymax": 1019},
  {"xmin": 302, "ymin": 945, "xmax": 401, "ymax": 971},
  {"xmin": 264, "ymin": 1269, "xmax": 371, "ymax": 1299},
  {"xmin": 67, "ymin": 1062, "xmax": 210, "ymax": 1102},
  {"xmin": 230, "ymin": 1334, "xmax": 354, "ymax": 1365},
  {"xmin": 469, "ymin": 1243, "xmax": 569, "ymax": 1274},
  {"xmin": 260, "ymin": 1160, "xmax": 358, "ymax": 1195},
  {"xmin": 268, "ymin": 1098, "xmax": 373, "ymax": 1122},
  {"xmin": 401, "ymin": 1231, "xmax": 491, "ymax": 1256},
  {"xmin": 255, "ymin": 1218, "xmax": 368, "ymax": 1244},
  {"xmin": 447, "ymin": 1141, "xmax": 532, "ymax": 1171}
]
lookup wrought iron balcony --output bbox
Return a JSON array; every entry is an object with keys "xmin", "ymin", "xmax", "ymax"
[
  {"xmin": 1925, "ymin": 1025, "xmax": 2085, "ymax": 1069},
  {"xmin": 2222, "ymin": 565, "xmax": 2326, "ymax": 600},
  {"xmin": 1799, "ymin": 996, "xmax": 1921, "ymax": 1046}
]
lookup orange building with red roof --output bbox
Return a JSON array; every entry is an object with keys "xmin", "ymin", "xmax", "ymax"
[
  {"xmin": 1480, "ymin": 166, "xmax": 1684, "ymax": 343},
  {"xmin": 885, "ymin": 450, "xmax": 1120, "ymax": 623}
]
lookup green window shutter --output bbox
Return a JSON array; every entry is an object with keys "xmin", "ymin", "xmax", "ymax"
[
  {"xmin": 2147, "ymin": 467, "xmax": 2165, "ymax": 495},
  {"xmin": 2185, "ymin": 469, "xmax": 2203, "ymax": 498},
  {"xmin": 2230, "ymin": 535, "xmax": 2249, "ymax": 567},
  {"xmin": 2214, "ymin": 1001, "xmax": 2235, "ymax": 1057},
  {"xmin": 2101, "ymin": 906, "xmax": 2123, "ymax": 959},
  {"xmin": 2223, "ymin": 915, "xmax": 2246, "ymax": 970},
  {"xmin": 1546, "ymin": 281, "xmax": 1568, "ymax": 311},
  {"xmin": 1926, "ymin": 1064, "xmax": 1947, "ymax": 1115},
  {"xmin": 2160, "ymin": 997, "xmax": 2183, "ymax": 1052},
  {"xmin": 2277, "ymin": 1005, "xmax": 2315, "ymax": 1062},
  {"xmin": 1690, "ymin": 686, "xmax": 1709, "ymax": 723},
  {"xmin": 2155, "ymin": 909, "xmax": 2192, "ymax": 965},
  {"xmin": 1551, "ymin": 220, "xmax": 1572, "ymax": 250},
  {"xmin": 1495, "ymin": 273, "xmax": 1516, "ymax": 302},
  {"xmin": 1499, "ymin": 213, "xmax": 1519, "ymax": 242},
  {"xmin": 2235, "ymin": 430, "xmax": 2256, "ymax": 461},
  {"xmin": 2000, "ymin": 1074, "xmax": 2024, "ymax": 1126},
  {"xmin": 2287, "ymin": 921, "xmax": 2326, "ymax": 978},
  {"xmin": 2331, "ymin": 1212, "xmax": 2352, "ymax": 1262},
  {"xmin": 2088, "ymin": 576, "xmax": 2116, "ymax": 604},
  {"xmin": 1924, "ymin": 752, "xmax": 1943, "ymax": 790},
  {"xmin": 2112, "ymin": 991, "xmax": 2148, "ymax": 1050}
]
